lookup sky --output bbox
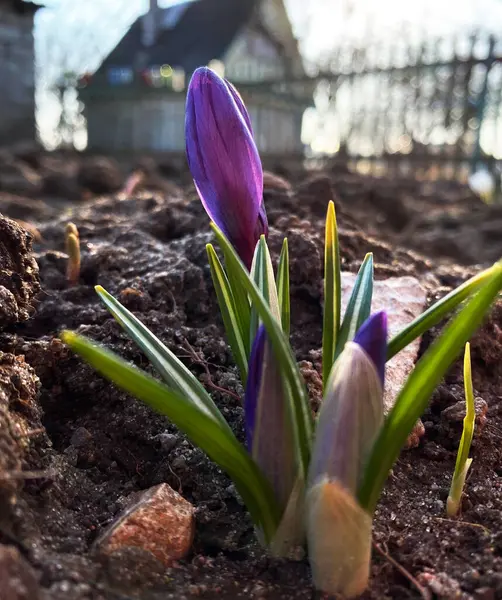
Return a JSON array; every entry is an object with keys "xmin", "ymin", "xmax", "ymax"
[{"xmin": 34, "ymin": 0, "xmax": 502, "ymax": 151}]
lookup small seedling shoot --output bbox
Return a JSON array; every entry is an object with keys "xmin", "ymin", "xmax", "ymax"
[
  {"xmin": 65, "ymin": 222, "xmax": 80, "ymax": 286},
  {"xmin": 447, "ymin": 342, "xmax": 475, "ymax": 517}
]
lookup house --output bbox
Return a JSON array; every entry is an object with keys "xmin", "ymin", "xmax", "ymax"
[
  {"xmin": 80, "ymin": 0, "xmax": 311, "ymax": 155},
  {"xmin": 0, "ymin": 0, "xmax": 41, "ymax": 143}
]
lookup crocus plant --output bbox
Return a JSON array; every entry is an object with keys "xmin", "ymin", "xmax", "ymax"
[
  {"xmin": 185, "ymin": 67, "xmax": 267, "ymax": 269},
  {"xmin": 61, "ymin": 67, "xmax": 502, "ymax": 597}
]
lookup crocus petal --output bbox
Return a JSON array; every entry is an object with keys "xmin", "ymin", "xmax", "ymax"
[
  {"xmin": 353, "ymin": 311, "xmax": 387, "ymax": 386},
  {"xmin": 226, "ymin": 80, "xmax": 254, "ymax": 134},
  {"xmin": 186, "ymin": 67, "xmax": 264, "ymax": 268},
  {"xmin": 308, "ymin": 341, "xmax": 384, "ymax": 494},
  {"xmin": 307, "ymin": 478, "xmax": 372, "ymax": 598},
  {"xmin": 244, "ymin": 325, "xmax": 297, "ymax": 512}
]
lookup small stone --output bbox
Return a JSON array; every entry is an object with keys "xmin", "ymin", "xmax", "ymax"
[
  {"xmin": 70, "ymin": 427, "xmax": 92, "ymax": 448},
  {"xmin": 250, "ymin": 582, "xmax": 268, "ymax": 598},
  {"xmin": 404, "ymin": 420, "xmax": 426, "ymax": 449},
  {"xmin": 155, "ymin": 432, "xmax": 177, "ymax": 453},
  {"xmin": 0, "ymin": 545, "xmax": 42, "ymax": 600},
  {"xmin": 97, "ymin": 483, "xmax": 195, "ymax": 567},
  {"xmin": 298, "ymin": 360, "xmax": 323, "ymax": 413},
  {"xmin": 422, "ymin": 441, "xmax": 448, "ymax": 461},
  {"xmin": 171, "ymin": 456, "xmax": 187, "ymax": 471},
  {"xmin": 416, "ymin": 570, "xmax": 462, "ymax": 598},
  {"xmin": 441, "ymin": 397, "xmax": 488, "ymax": 429},
  {"xmin": 434, "ymin": 499, "xmax": 444, "ymax": 511},
  {"xmin": 118, "ymin": 287, "xmax": 149, "ymax": 311}
]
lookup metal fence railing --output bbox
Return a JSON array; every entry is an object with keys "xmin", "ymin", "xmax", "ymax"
[{"xmin": 235, "ymin": 31, "xmax": 502, "ymax": 194}]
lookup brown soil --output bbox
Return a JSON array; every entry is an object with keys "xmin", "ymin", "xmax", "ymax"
[{"xmin": 0, "ymin": 149, "xmax": 501, "ymax": 599}]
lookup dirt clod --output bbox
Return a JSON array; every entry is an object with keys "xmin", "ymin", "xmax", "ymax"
[
  {"xmin": 0, "ymin": 545, "xmax": 42, "ymax": 600},
  {"xmin": 0, "ymin": 352, "xmax": 42, "ymax": 503},
  {"xmin": 77, "ymin": 157, "xmax": 124, "ymax": 196},
  {"xmin": 0, "ymin": 215, "xmax": 40, "ymax": 329}
]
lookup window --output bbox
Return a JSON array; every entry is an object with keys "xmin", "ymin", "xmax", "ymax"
[{"xmin": 107, "ymin": 67, "xmax": 133, "ymax": 86}]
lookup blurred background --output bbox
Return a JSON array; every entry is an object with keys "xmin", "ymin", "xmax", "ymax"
[{"xmin": 3, "ymin": 0, "xmax": 502, "ymax": 198}]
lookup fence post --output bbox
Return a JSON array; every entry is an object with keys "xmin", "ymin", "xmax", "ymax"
[{"xmin": 471, "ymin": 35, "xmax": 496, "ymax": 174}]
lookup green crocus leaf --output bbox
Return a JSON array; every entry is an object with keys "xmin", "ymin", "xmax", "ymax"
[
  {"xmin": 336, "ymin": 253, "xmax": 373, "ymax": 358},
  {"xmin": 277, "ymin": 238, "xmax": 291, "ymax": 338},
  {"xmin": 322, "ymin": 200, "xmax": 342, "ymax": 388},
  {"xmin": 207, "ymin": 244, "xmax": 249, "ymax": 384}
]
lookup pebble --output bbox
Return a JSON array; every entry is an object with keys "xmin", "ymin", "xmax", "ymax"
[
  {"xmin": 417, "ymin": 570, "xmax": 463, "ymax": 598},
  {"xmin": 441, "ymin": 397, "xmax": 488, "ymax": 428},
  {"xmin": 156, "ymin": 432, "xmax": 178, "ymax": 452},
  {"xmin": 70, "ymin": 427, "xmax": 93, "ymax": 447},
  {"xmin": 97, "ymin": 483, "xmax": 195, "ymax": 566}
]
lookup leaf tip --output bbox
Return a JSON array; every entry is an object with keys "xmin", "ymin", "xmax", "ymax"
[{"xmin": 60, "ymin": 330, "xmax": 76, "ymax": 345}]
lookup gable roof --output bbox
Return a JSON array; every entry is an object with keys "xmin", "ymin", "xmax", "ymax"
[
  {"xmin": 96, "ymin": 0, "xmax": 257, "ymax": 76},
  {"xmin": 0, "ymin": 0, "xmax": 42, "ymax": 14}
]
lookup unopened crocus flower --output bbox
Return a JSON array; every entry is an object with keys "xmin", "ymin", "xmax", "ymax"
[
  {"xmin": 245, "ymin": 325, "xmax": 296, "ymax": 510},
  {"xmin": 185, "ymin": 67, "xmax": 267, "ymax": 269},
  {"xmin": 307, "ymin": 311, "xmax": 387, "ymax": 598},
  {"xmin": 244, "ymin": 325, "xmax": 303, "ymax": 553}
]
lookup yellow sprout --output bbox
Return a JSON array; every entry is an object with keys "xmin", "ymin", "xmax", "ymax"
[
  {"xmin": 65, "ymin": 224, "xmax": 80, "ymax": 286},
  {"xmin": 447, "ymin": 342, "xmax": 475, "ymax": 517}
]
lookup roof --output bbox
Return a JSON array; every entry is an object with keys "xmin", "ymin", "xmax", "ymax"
[
  {"xmin": 0, "ymin": 0, "xmax": 43, "ymax": 13},
  {"xmin": 96, "ymin": 0, "xmax": 257, "ymax": 76}
]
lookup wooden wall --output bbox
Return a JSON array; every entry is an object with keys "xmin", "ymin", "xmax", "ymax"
[
  {"xmin": 86, "ymin": 95, "xmax": 304, "ymax": 154},
  {"xmin": 0, "ymin": 7, "xmax": 36, "ymax": 143}
]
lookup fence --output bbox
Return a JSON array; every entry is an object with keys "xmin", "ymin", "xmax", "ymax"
[{"xmin": 235, "ymin": 30, "xmax": 502, "ymax": 193}]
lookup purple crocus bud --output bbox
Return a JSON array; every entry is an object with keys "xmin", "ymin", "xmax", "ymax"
[
  {"xmin": 353, "ymin": 311, "xmax": 387, "ymax": 386},
  {"xmin": 185, "ymin": 67, "xmax": 267, "ymax": 269},
  {"xmin": 306, "ymin": 312, "xmax": 387, "ymax": 597},
  {"xmin": 309, "ymin": 312, "xmax": 387, "ymax": 492},
  {"xmin": 308, "ymin": 334, "xmax": 385, "ymax": 494},
  {"xmin": 244, "ymin": 325, "xmax": 297, "ymax": 512}
]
